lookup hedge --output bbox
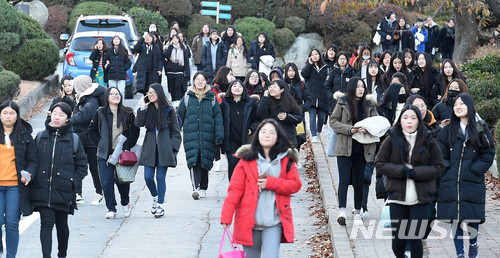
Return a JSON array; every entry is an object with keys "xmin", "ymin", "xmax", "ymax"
[
  {"xmin": 234, "ymin": 17, "xmax": 275, "ymax": 44},
  {"xmin": 128, "ymin": 7, "xmax": 169, "ymax": 35},
  {"xmin": 285, "ymin": 16, "xmax": 305, "ymax": 36},
  {"xmin": 2, "ymin": 39, "xmax": 59, "ymax": 81},
  {"xmin": 272, "ymin": 28, "xmax": 296, "ymax": 54},
  {"xmin": 0, "ymin": 0, "xmax": 25, "ymax": 55},
  {"xmin": 0, "ymin": 66, "xmax": 21, "ymax": 103},
  {"xmin": 20, "ymin": 13, "xmax": 50, "ymax": 40},
  {"xmin": 68, "ymin": 2, "xmax": 121, "ymax": 33},
  {"xmin": 476, "ymin": 98, "xmax": 500, "ymax": 128}
]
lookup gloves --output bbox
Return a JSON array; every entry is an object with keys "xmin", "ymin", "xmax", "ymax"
[{"xmin": 402, "ymin": 166, "xmax": 415, "ymax": 179}]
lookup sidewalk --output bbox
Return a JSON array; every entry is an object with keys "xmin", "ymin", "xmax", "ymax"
[{"xmin": 310, "ymin": 130, "xmax": 500, "ymax": 257}]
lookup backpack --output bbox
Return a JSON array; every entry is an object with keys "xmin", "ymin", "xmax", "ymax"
[
  {"xmin": 166, "ymin": 106, "xmax": 181, "ymax": 130},
  {"xmin": 35, "ymin": 131, "xmax": 79, "ymax": 156}
]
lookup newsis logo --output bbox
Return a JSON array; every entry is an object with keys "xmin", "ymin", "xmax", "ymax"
[{"xmin": 349, "ymin": 219, "xmax": 480, "ymax": 240}]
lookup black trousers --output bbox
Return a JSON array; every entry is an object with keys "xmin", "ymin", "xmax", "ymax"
[
  {"xmin": 226, "ymin": 140, "xmax": 242, "ymax": 181},
  {"xmin": 82, "ymin": 146, "xmax": 102, "ymax": 195},
  {"xmin": 190, "ymin": 165, "xmax": 209, "ymax": 190},
  {"xmin": 39, "ymin": 207, "xmax": 69, "ymax": 258},
  {"xmin": 362, "ymin": 162, "xmax": 375, "ymax": 211},
  {"xmin": 390, "ymin": 203, "xmax": 431, "ymax": 258},
  {"xmin": 167, "ymin": 73, "xmax": 185, "ymax": 101},
  {"xmin": 337, "ymin": 154, "xmax": 365, "ymax": 209}
]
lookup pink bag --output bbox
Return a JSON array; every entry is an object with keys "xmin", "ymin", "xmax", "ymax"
[
  {"xmin": 218, "ymin": 228, "xmax": 244, "ymax": 258},
  {"xmin": 118, "ymin": 151, "xmax": 137, "ymax": 166}
]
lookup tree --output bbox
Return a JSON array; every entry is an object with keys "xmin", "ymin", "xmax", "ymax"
[{"xmin": 0, "ymin": 0, "xmax": 26, "ymax": 56}]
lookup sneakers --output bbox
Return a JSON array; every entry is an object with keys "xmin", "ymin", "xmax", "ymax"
[
  {"xmin": 213, "ymin": 160, "xmax": 222, "ymax": 171},
  {"xmin": 199, "ymin": 190, "xmax": 207, "ymax": 198},
  {"xmin": 151, "ymin": 197, "xmax": 158, "ymax": 214},
  {"xmin": 311, "ymin": 136, "xmax": 319, "ymax": 143},
  {"xmin": 353, "ymin": 214, "xmax": 364, "ymax": 226},
  {"xmin": 468, "ymin": 243, "xmax": 478, "ymax": 258},
  {"xmin": 122, "ymin": 204, "xmax": 131, "ymax": 218},
  {"xmin": 337, "ymin": 211, "xmax": 346, "ymax": 226},
  {"xmin": 154, "ymin": 205, "xmax": 164, "ymax": 218},
  {"xmin": 105, "ymin": 211, "xmax": 117, "ymax": 219},
  {"xmin": 192, "ymin": 188, "xmax": 200, "ymax": 200},
  {"xmin": 76, "ymin": 194, "xmax": 84, "ymax": 204},
  {"xmin": 360, "ymin": 209, "xmax": 368, "ymax": 219},
  {"xmin": 90, "ymin": 193, "xmax": 104, "ymax": 206}
]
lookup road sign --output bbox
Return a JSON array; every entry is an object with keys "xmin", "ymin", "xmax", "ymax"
[
  {"xmin": 200, "ymin": 9, "xmax": 217, "ymax": 16},
  {"xmin": 219, "ymin": 5, "xmax": 231, "ymax": 11},
  {"xmin": 200, "ymin": 1, "xmax": 218, "ymax": 7},
  {"xmin": 218, "ymin": 13, "xmax": 231, "ymax": 19}
]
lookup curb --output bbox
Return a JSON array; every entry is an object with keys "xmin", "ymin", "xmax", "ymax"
[
  {"xmin": 17, "ymin": 74, "xmax": 59, "ymax": 117},
  {"xmin": 309, "ymin": 133, "xmax": 355, "ymax": 258}
]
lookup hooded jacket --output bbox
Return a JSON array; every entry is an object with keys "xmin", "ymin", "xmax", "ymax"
[
  {"xmin": 425, "ymin": 22, "xmax": 440, "ymax": 50},
  {"xmin": 177, "ymin": 85, "xmax": 224, "ymax": 170},
  {"xmin": 301, "ymin": 63, "xmax": 330, "ymax": 112},
  {"xmin": 329, "ymin": 92, "xmax": 378, "ymax": 162},
  {"xmin": 104, "ymin": 47, "xmax": 132, "ymax": 81},
  {"xmin": 31, "ymin": 120, "xmax": 87, "ymax": 214},
  {"xmin": 201, "ymin": 38, "xmax": 226, "ymax": 77},
  {"xmin": 220, "ymin": 93, "xmax": 258, "ymax": 151},
  {"xmin": 220, "ymin": 145, "xmax": 301, "ymax": 246},
  {"xmin": 226, "ymin": 44, "xmax": 249, "ymax": 77},
  {"xmin": 132, "ymin": 37, "xmax": 163, "ymax": 92},
  {"xmin": 71, "ymin": 83, "xmax": 106, "ymax": 147},
  {"xmin": 324, "ymin": 64, "xmax": 356, "ymax": 113}
]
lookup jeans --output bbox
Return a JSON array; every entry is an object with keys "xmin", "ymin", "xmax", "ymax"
[
  {"xmin": 337, "ymin": 154, "xmax": 365, "ymax": 209},
  {"xmin": 389, "ymin": 203, "xmax": 430, "ymax": 258},
  {"xmin": 108, "ymin": 80, "xmax": 126, "ymax": 95},
  {"xmin": 0, "ymin": 186, "xmax": 20, "ymax": 258},
  {"xmin": 243, "ymin": 225, "xmax": 282, "ymax": 258},
  {"xmin": 98, "ymin": 159, "xmax": 130, "ymax": 212},
  {"xmin": 39, "ymin": 207, "xmax": 69, "ymax": 258},
  {"xmin": 144, "ymin": 155, "xmax": 167, "ymax": 204},
  {"xmin": 190, "ymin": 165, "xmax": 209, "ymax": 190},
  {"xmin": 308, "ymin": 107, "xmax": 327, "ymax": 136},
  {"xmin": 362, "ymin": 162, "xmax": 375, "ymax": 211},
  {"xmin": 453, "ymin": 222, "xmax": 479, "ymax": 256},
  {"xmin": 82, "ymin": 147, "xmax": 102, "ymax": 195}
]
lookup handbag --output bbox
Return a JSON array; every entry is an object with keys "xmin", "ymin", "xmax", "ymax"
[
  {"xmin": 115, "ymin": 164, "xmax": 139, "ymax": 184},
  {"xmin": 380, "ymin": 201, "xmax": 391, "ymax": 228},
  {"xmin": 326, "ymin": 127, "xmax": 337, "ymax": 157},
  {"xmin": 119, "ymin": 151, "xmax": 138, "ymax": 166},
  {"xmin": 373, "ymin": 23, "xmax": 382, "ymax": 45},
  {"xmin": 296, "ymin": 121, "xmax": 305, "ymax": 135},
  {"xmin": 218, "ymin": 228, "xmax": 244, "ymax": 258}
]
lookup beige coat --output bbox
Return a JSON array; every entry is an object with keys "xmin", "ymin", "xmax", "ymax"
[
  {"xmin": 329, "ymin": 92, "xmax": 378, "ymax": 162},
  {"xmin": 226, "ymin": 44, "xmax": 249, "ymax": 77}
]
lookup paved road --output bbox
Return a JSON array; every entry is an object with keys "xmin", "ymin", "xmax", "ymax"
[{"xmin": 14, "ymin": 94, "xmax": 317, "ymax": 258}]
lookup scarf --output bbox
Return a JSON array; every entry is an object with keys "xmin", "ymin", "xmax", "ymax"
[
  {"xmin": 170, "ymin": 43, "xmax": 184, "ymax": 66},
  {"xmin": 446, "ymin": 25, "xmax": 455, "ymax": 39}
]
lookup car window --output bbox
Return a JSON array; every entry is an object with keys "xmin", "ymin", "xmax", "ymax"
[
  {"xmin": 77, "ymin": 19, "xmax": 132, "ymax": 39},
  {"xmin": 72, "ymin": 37, "xmax": 130, "ymax": 52}
]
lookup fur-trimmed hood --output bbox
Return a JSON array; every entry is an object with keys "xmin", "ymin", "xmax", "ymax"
[
  {"xmin": 234, "ymin": 144, "xmax": 299, "ymax": 162},
  {"xmin": 333, "ymin": 91, "xmax": 377, "ymax": 106}
]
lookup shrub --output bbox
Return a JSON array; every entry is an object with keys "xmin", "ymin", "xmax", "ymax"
[
  {"xmin": 185, "ymin": 14, "xmax": 226, "ymax": 43},
  {"xmin": 462, "ymin": 54, "xmax": 500, "ymax": 76},
  {"xmin": 41, "ymin": 0, "xmax": 72, "ymax": 7},
  {"xmin": 128, "ymin": 7, "xmax": 168, "ymax": 35},
  {"xmin": 68, "ymin": 2, "xmax": 121, "ymax": 32},
  {"xmin": 20, "ymin": 13, "xmax": 49, "ymax": 40},
  {"xmin": 272, "ymin": 28, "xmax": 296, "ymax": 54},
  {"xmin": 476, "ymin": 98, "xmax": 500, "ymax": 128},
  {"xmin": 138, "ymin": 0, "xmax": 191, "ymax": 25},
  {"xmin": 2, "ymin": 39, "xmax": 59, "ymax": 81},
  {"xmin": 0, "ymin": 66, "xmax": 21, "ymax": 103},
  {"xmin": 45, "ymin": 5, "xmax": 71, "ymax": 48},
  {"xmin": 468, "ymin": 77, "xmax": 500, "ymax": 103},
  {"xmin": 0, "ymin": 0, "xmax": 25, "ymax": 55},
  {"xmin": 234, "ymin": 17, "xmax": 275, "ymax": 43},
  {"xmin": 285, "ymin": 16, "xmax": 305, "ymax": 35}
]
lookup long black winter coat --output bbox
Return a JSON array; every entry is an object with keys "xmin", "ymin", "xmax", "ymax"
[
  {"xmin": 104, "ymin": 48, "xmax": 132, "ymax": 81},
  {"xmin": 324, "ymin": 65, "xmax": 356, "ymax": 113},
  {"xmin": 71, "ymin": 84, "xmax": 106, "ymax": 147},
  {"xmin": 375, "ymin": 129, "xmax": 445, "ymax": 204},
  {"xmin": 163, "ymin": 44, "xmax": 190, "ymax": 77},
  {"xmin": 31, "ymin": 121, "xmax": 87, "ymax": 214},
  {"xmin": 8, "ymin": 120, "xmax": 38, "ymax": 216},
  {"xmin": 135, "ymin": 106, "xmax": 182, "ymax": 168},
  {"xmin": 220, "ymin": 96, "xmax": 257, "ymax": 152},
  {"xmin": 89, "ymin": 49, "xmax": 105, "ymax": 81},
  {"xmin": 425, "ymin": 23, "xmax": 440, "ymax": 50},
  {"xmin": 436, "ymin": 121, "xmax": 495, "ymax": 223},
  {"xmin": 132, "ymin": 37, "xmax": 163, "ymax": 92},
  {"xmin": 88, "ymin": 107, "xmax": 140, "ymax": 160},
  {"xmin": 301, "ymin": 63, "xmax": 329, "ymax": 113},
  {"xmin": 378, "ymin": 18, "xmax": 397, "ymax": 48},
  {"xmin": 201, "ymin": 39, "xmax": 226, "ymax": 78},
  {"xmin": 247, "ymin": 41, "xmax": 276, "ymax": 70},
  {"xmin": 411, "ymin": 67, "xmax": 440, "ymax": 108},
  {"xmin": 256, "ymin": 96, "xmax": 303, "ymax": 147},
  {"xmin": 437, "ymin": 26, "xmax": 455, "ymax": 53}
]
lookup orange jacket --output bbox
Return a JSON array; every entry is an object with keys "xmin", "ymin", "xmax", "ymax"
[{"xmin": 220, "ymin": 146, "xmax": 302, "ymax": 246}]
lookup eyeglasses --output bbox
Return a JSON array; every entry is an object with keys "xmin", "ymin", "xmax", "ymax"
[
  {"xmin": 194, "ymin": 78, "xmax": 206, "ymax": 82},
  {"xmin": 109, "ymin": 93, "xmax": 121, "ymax": 97}
]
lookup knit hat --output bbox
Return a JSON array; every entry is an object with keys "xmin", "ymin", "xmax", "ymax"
[
  {"xmin": 50, "ymin": 102, "xmax": 72, "ymax": 118},
  {"xmin": 73, "ymin": 75, "xmax": 92, "ymax": 96},
  {"xmin": 269, "ymin": 68, "xmax": 283, "ymax": 81}
]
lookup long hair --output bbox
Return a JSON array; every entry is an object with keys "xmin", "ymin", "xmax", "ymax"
[
  {"xmin": 324, "ymin": 44, "xmax": 339, "ymax": 62},
  {"xmin": 392, "ymin": 104, "xmax": 430, "ymax": 163},
  {"xmin": 284, "ymin": 62, "xmax": 301, "ymax": 84},
  {"xmin": 384, "ymin": 51, "xmax": 409, "ymax": 85},
  {"xmin": 212, "ymin": 66, "xmax": 232, "ymax": 92},
  {"xmin": 441, "ymin": 78, "xmax": 469, "ymax": 103},
  {"xmin": 257, "ymin": 32, "xmax": 271, "ymax": 46},
  {"xmin": 448, "ymin": 93, "xmax": 482, "ymax": 148},
  {"xmin": 232, "ymin": 35, "xmax": 247, "ymax": 56},
  {"xmin": 243, "ymin": 70, "xmax": 261, "ymax": 87},
  {"xmin": 0, "ymin": 101, "xmax": 22, "ymax": 145},
  {"xmin": 224, "ymin": 80, "xmax": 249, "ymax": 100},
  {"xmin": 241, "ymin": 119, "xmax": 294, "ymax": 161},
  {"xmin": 103, "ymin": 87, "xmax": 132, "ymax": 131},
  {"xmin": 415, "ymin": 52, "xmax": 434, "ymax": 90},
  {"xmin": 259, "ymin": 72, "xmax": 270, "ymax": 88},
  {"xmin": 379, "ymin": 50, "xmax": 393, "ymax": 71},
  {"xmin": 269, "ymin": 80, "xmax": 301, "ymax": 113},
  {"xmin": 198, "ymin": 24, "xmax": 211, "ymax": 37},
  {"xmin": 336, "ymin": 51, "xmax": 349, "ymax": 68},
  {"xmin": 346, "ymin": 77, "xmax": 368, "ymax": 122},
  {"xmin": 406, "ymin": 94, "xmax": 432, "ymax": 124},
  {"xmin": 402, "ymin": 48, "xmax": 415, "ymax": 70},
  {"xmin": 353, "ymin": 45, "xmax": 372, "ymax": 71},
  {"xmin": 93, "ymin": 38, "xmax": 109, "ymax": 52},
  {"xmin": 391, "ymin": 72, "xmax": 411, "ymax": 92},
  {"xmin": 145, "ymin": 83, "xmax": 171, "ymax": 130},
  {"xmin": 365, "ymin": 60, "xmax": 386, "ymax": 94},
  {"xmin": 306, "ymin": 49, "xmax": 325, "ymax": 67},
  {"xmin": 110, "ymin": 35, "xmax": 128, "ymax": 57},
  {"xmin": 440, "ymin": 59, "xmax": 466, "ymax": 94},
  {"xmin": 222, "ymin": 25, "xmax": 237, "ymax": 43},
  {"xmin": 60, "ymin": 74, "xmax": 75, "ymax": 95}
]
